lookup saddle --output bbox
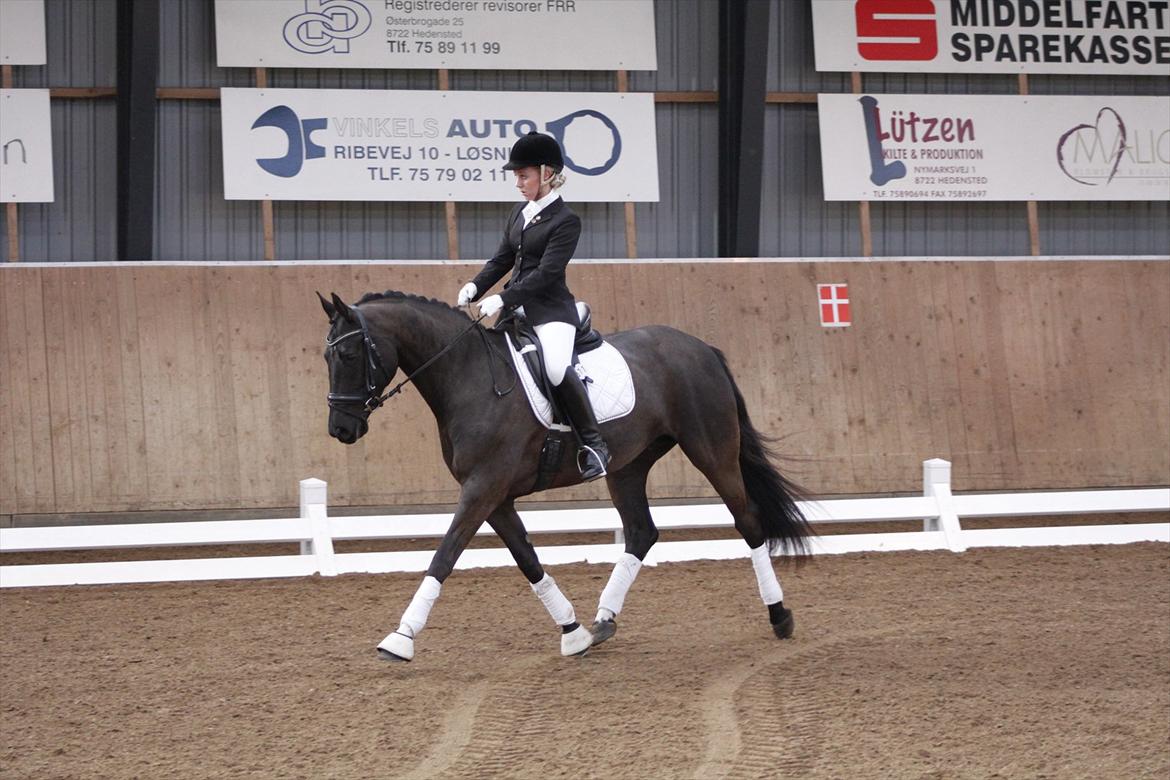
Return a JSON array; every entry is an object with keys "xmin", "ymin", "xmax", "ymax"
[
  {"xmin": 494, "ymin": 303, "xmax": 623, "ymax": 493},
  {"xmin": 494, "ymin": 301, "xmax": 604, "ymax": 400}
]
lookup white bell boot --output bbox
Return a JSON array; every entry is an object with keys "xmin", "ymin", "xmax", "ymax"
[
  {"xmin": 531, "ymin": 573, "xmax": 592, "ymax": 656},
  {"xmin": 377, "ymin": 628, "xmax": 415, "ymax": 662},
  {"xmin": 377, "ymin": 576, "xmax": 441, "ymax": 662},
  {"xmin": 561, "ymin": 624, "xmax": 594, "ymax": 656}
]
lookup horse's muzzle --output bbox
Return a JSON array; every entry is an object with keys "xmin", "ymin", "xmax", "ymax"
[{"xmin": 329, "ymin": 416, "xmax": 368, "ymax": 444}]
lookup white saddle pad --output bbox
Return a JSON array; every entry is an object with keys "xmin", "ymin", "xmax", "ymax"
[{"xmin": 505, "ymin": 333, "xmax": 636, "ymax": 430}]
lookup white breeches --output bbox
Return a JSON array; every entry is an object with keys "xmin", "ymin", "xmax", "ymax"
[{"xmin": 534, "ymin": 321, "xmax": 576, "ymax": 386}]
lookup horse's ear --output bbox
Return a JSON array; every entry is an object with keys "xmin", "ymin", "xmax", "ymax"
[
  {"xmin": 317, "ymin": 291, "xmax": 335, "ymax": 319},
  {"xmin": 331, "ymin": 292, "xmax": 355, "ymax": 322}
]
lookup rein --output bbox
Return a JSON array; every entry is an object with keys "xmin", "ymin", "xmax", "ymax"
[
  {"xmin": 476, "ymin": 321, "xmax": 518, "ymax": 399},
  {"xmin": 327, "ymin": 305, "xmax": 513, "ymax": 417}
]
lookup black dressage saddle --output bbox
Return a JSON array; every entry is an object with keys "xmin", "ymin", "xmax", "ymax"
[
  {"xmin": 495, "ymin": 301, "xmax": 604, "ymax": 400},
  {"xmin": 494, "ymin": 302, "xmax": 606, "ymax": 491}
]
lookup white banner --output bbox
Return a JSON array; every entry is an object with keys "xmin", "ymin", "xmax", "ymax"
[
  {"xmin": 0, "ymin": 0, "xmax": 46, "ymax": 65},
  {"xmin": 812, "ymin": 0, "xmax": 1169, "ymax": 75},
  {"xmin": 214, "ymin": 0, "xmax": 656, "ymax": 70},
  {"xmin": 0, "ymin": 90, "xmax": 54, "ymax": 203},
  {"xmin": 817, "ymin": 93, "xmax": 1170, "ymax": 201},
  {"xmin": 220, "ymin": 88, "xmax": 659, "ymax": 201}
]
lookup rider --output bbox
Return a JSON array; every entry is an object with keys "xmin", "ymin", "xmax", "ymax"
[{"xmin": 457, "ymin": 131, "xmax": 611, "ymax": 482}]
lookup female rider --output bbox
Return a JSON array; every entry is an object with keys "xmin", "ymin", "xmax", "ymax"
[{"xmin": 456, "ymin": 131, "xmax": 610, "ymax": 481}]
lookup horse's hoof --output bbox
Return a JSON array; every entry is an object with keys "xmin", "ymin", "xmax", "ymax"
[
  {"xmin": 377, "ymin": 648, "xmax": 410, "ymax": 662},
  {"xmin": 377, "ymin": 630, "xmax": 415, "ymax": 661},
  {"xmin": 561, "ymin": 624, "xmax": 593, "ymax": 657},
  {"xmin": 769, "ymin": 605, "xmax": 795, "ymax": 640},
  {"xmin": 590, "ymin": 618, "xmax": 617, "ymax": 647}
]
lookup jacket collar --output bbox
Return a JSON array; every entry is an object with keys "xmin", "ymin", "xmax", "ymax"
[{"xmin": 522, "ymin": 191, "xmax": 564, "ymax": 230}]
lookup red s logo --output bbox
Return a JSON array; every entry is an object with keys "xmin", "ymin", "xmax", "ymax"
[{"xmin": 855, "ymin": 0, "xmax": 938, "ymax": 61}]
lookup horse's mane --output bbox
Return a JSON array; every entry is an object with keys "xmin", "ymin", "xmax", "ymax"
[{"xmin": 355, "ymin": 290, "xmax": 473, "ymax": 322}]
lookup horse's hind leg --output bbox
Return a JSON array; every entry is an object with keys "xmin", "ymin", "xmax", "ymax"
[
  {"xmin": 486, "ymin": 500, "xmax": 592, "ymax": 657},
  {"xmin": 592, "ymin": 440, "xmax": 674, "ymax": 647},
  {"xmin": 678, "ymin": 437, "xmax": 795, "ymax": 640}
]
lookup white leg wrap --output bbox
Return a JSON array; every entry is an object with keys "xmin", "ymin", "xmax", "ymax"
[
  {"xmin": 377, "ymin": 576, "xmax": 442, "ymax": 662},
  {"xmin": 399, "ymin": 575, "xmax": 442, "ymax": 637},
  {"xmin": 531, "ymin": 573, "xmax": 576, "ymax": 626},
  {"xmin": 750, "ymin": 544, "xmax": 784, "ymax": 605},
  {"xmin": 597, "ymin": 552, "xmax": 643, "ymax": 620}
]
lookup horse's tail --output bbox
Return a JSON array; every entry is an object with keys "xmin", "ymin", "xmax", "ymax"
[{"xmin": 711, "ymin": 347, "xmax": 815, "ymax": 559}]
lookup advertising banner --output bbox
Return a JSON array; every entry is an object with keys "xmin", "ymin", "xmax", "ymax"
[
  {"xmin": 817, "ymin": 93, "xmax": 1170, "ymax": 201},
  {"xmin": 0, "ymin": 90, "xmax": 54, "ymax": 202},
  {"xmin": 214, "ymin": 0, "xmax": 656, "ymax": 70},
  {"xmin": 0, "ymin": 0, "xmax": 46, "ymax": 65},
  {"xmin": 812, "ymin": 0, "xmax": 1169, "ymax": 75},
  {"xmin": 220, "ymin": 88, "xmax": 659, "ymax": 201}
]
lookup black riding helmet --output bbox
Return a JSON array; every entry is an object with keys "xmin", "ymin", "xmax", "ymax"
[{"xmin": 502, "ymin": 131, "xmax": 564, "ymax": 171}]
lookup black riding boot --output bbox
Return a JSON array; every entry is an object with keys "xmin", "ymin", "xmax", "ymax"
[{"xmin": 553, "ymin": 370, "xmax": 611, "ymax": 482}]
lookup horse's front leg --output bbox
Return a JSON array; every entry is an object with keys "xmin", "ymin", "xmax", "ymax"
[
  {"xmin": 486, "ymin": 500, "xmax": 592, "ymax": 657},
  {"xmin": 376, "ymin": 483, "xmax": 501, "ymax": 662},
  {"xmin": 590, "ymin": 444, "xmax": 673, "ymax": 647}
]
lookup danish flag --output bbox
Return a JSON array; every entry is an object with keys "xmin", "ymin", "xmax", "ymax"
[{"xmin": 818, "ymin": 284, "xmax": 851, "ymax": 327}]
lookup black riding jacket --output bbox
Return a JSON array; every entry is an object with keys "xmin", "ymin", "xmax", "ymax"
[{"xmin": 470, "ymin": 197, "xmax": 582, "ymax": 326}]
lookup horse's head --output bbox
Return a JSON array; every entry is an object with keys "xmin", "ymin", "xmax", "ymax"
[{"xmin": 319, "ymin": 291, "xmax": 398, "ymax": 444}]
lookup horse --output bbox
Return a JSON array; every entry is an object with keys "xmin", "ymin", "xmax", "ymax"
[{"xmin": 318, "ymin": 290, "xmax": 814, "ymax": 661}]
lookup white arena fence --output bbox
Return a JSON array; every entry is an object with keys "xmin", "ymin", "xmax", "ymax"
[{"xmin": 1, "ymin": 459, "xmax": 1167, "ymax": 589}]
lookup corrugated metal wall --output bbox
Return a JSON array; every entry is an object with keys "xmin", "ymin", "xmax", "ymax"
[
  {"xmin": 5, "ymin": 0, "xmax": 118, "ymax": 262},
  {"xmin": 762, "ymin": 0, "xmax": 1170, "ymax": 258},
  {"xmin": 3, "ymin": 0, "xmax": 1167, "ymax": 262}
]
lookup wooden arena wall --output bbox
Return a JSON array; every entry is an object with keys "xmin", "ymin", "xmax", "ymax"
[{"xmin": 2, "ymin": 260, "xmax": 1168, "ymax": 518}]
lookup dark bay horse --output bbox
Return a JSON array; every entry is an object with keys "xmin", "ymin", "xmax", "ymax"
[{"xmin": 319, "ymin": 290, "xmax": 813, "ymax": 661}]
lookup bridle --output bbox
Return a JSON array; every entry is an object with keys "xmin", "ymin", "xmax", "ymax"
[
  {"xmin": 325, "ymin": 305, "xmax": 395, "ymax": 418},
  {"xmin": 326, "ymin": 304, "xmax": 507, "ymax": 422}
]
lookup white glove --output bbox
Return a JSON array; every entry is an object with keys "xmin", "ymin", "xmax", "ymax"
[
  {"xmin": 478, "ymin": 294, "xmax": 505, "ymax": 317},
  {"xmin": 457, "ymin": 282, "xmax": 477, "ymax": 307}
]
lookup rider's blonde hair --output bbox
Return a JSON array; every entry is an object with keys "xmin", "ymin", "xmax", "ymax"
[{"xmin": 540, "ymin": 164, "xmax": 566, "ymax": 191}]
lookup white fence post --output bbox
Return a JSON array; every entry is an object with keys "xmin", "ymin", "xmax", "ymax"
[
  {"xmin": 923, "ymin": 458, "xmax": 967, "ymax": 553},
  {"xmin": 299, "ymin": 478, "xmax": 337, "ymax": 576}
]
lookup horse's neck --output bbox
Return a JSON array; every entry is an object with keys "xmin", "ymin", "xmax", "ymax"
[{"xmin": 368, "ymin": 300, "xmax": 476, "ymax": 418}]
